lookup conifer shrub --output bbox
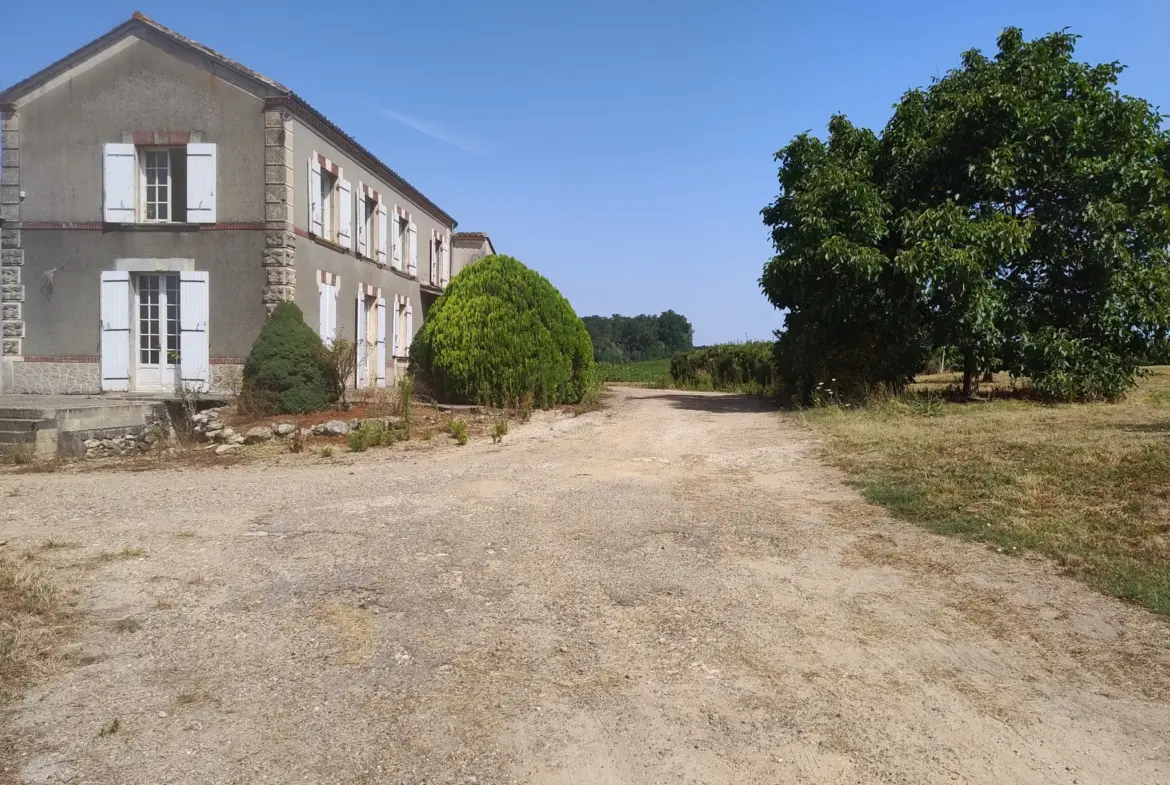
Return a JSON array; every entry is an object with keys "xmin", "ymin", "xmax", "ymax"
[
  {"xmin": 242, "ymin": 302, "xmax": 334, "ymax": 414},
  {"xmin": 409, "ymin": 255, "xmax": 594, "ymax": 407}
]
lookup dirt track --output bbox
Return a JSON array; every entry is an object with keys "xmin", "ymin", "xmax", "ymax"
[{"xmin": 2, "ymin": 386, "xmax": 1169, "ymax": 784}]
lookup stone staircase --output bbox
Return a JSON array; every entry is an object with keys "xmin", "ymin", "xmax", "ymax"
[{"xmin": 0, "ymin": 397, "xmax": 170, "ymax": 459}]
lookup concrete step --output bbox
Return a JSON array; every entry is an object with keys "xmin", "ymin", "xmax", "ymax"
[{"xmin": 0, "ymin": 418, "xmax": 53, "ymax": 433}]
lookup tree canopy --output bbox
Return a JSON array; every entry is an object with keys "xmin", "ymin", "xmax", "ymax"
[
  {"xmin": 761, "ymin": 28, "xmax": 1170, "ymax": 401},
  {"xmin": 582, "ymin": 311, "xmax": 695, "ymax": 363}
]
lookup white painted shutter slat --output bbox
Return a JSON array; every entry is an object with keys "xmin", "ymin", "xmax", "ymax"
[
  {"xmin": 355, "ymin": 182, "xmax": 367, "ymax": 257},
  {"xmin": 356, "ymin": 290, "xmax": 369, "ymax": 388},
  {"xmin": 405, "ymin": 299, "xmax": 413, "ymax": 356},
  {"xmin": 309, "ymin": 158, "xmax": 324, "ymax": 236},
  {"xmin": 100, "ymin": 271, "xmax": 131, "ymax": 390},
  {"xmin": 179, "ymin": 271, "xmax": 210, "ymax": 392},
  {"xmin": 391, "ymin": 208, "xmax": 402, "ymax": 267},
  {"xmin": 103, "ymin": 144, "xmax": 136, "ymax": 223},
  {"xmin": 375, "ymin": 297, "xmax": 387, "ymax": 387},
  {"xmin": 376, "ymin": 202, "xmax": 388, "ymax": 265},
  {"xmin": 185, "ymin": 143, "xmax": 217, "ymax": 223},
  {"xmin": 337, "ymin": 178, "xmax": 352, "ymax": 249},
  {"xmin": 407, "ymin": 222, "xmax": 418, "ymax": 277}
]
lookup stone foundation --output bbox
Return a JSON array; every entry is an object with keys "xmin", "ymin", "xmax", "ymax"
[
  {"xmin": 12, "ymin": 361, "xmax": 100, "ymax": 394},
  {"xmin": 210, "ymin": 363, "xmax": 244, "ymax": 396}
]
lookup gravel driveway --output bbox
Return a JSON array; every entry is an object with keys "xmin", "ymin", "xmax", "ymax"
[{"xmin": 2, "ymin": 387, "xmax": 1168, "ymax": 784}]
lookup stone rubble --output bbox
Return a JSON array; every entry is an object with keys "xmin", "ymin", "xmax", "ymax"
[{"xmin": 84, "ymin": 405, "xmax": 403, "ymax": 458}]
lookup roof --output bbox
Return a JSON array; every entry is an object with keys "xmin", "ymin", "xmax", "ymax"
[
  {"xmin": 453, "ymin": 231, "xmax": 495, "ymax": 254},
  {"xmin": 0, "ymin": 12, "xmax": 456, "ymax": 228}
]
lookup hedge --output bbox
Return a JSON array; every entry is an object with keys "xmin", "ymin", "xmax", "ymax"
[{"xmin": 409, "ymin": 255, "xmax": 594, "ymax": 407}]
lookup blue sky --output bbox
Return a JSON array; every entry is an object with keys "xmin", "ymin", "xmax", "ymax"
[{"xmin": 3, "ymin": 1, "xmax": 1167, "ymax": 344}]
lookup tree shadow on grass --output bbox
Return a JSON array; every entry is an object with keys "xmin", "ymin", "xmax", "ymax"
[{"xmin": 638, "ymin": 392, "xmax": 780, "ymax": 414}]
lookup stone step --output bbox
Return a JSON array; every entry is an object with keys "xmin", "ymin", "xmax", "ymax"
[{"xmin": 0, "ymin": 418, "xmax": 52, "ymax": 433}]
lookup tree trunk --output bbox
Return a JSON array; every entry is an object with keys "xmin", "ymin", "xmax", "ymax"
[
  {"xmin": 963, "ymin": 348, "xmax": 976, "ymax": 399},
  {"xmin": 982, "ymin": 370, "xmax": 994, "ymax": 383}
]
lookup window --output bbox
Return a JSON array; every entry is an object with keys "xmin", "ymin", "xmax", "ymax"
[
  {"xmin": 398, "ymin": 300, "xmax": 408, "ymax": 354},
  {"xmin": 320, "ymin": 169, "xmax": 337, "ymax": 241},
  {"xmin": 103, "ymin": 143, "xmax": 215, "ymax": 224},
  {"xmin": 397, "ymin": 215, "xmax": 409, "ymax": 271},
  {"xmin": 141, "ymin": 148, "xmax": 187, "ymax": 222},
  {"xmin": 309, "ymin": 153, "xmax": 348, "ymax": 247},
  {"xmin": 362, "ymin": 196, "xmax": 378, "ymax": 258}
]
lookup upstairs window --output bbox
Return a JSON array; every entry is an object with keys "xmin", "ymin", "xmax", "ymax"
[
  {"xmin": 309, "ymin": 153, "xmax": 350, "ymax": 248},
  {"xmin": 103, "ymin": 143, "xmax": 216, "ymax": 224}
]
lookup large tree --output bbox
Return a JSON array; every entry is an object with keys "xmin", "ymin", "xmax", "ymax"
[{"xmin": 762, "ymin": 28, "xmax": 1170, "ymax": 401}]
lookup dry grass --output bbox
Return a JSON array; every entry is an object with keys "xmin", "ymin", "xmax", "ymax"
[
  {"xmin": 801, "ymin": 366, "xmax": 1170, "ymax": 614},
  {"xmin": 0, "ymin": 556, "xmax": 69, "ymax": 699},
  {"xmin": 312, "ymin": 602, "xmax": 375, "ymax": 665}
]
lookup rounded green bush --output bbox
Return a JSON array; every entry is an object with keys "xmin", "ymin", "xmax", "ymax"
[
  {"xmin": 243, "ymin": 302, "xmax": 334, "ymax": 414},
  {"xmin": 410, "ymin": 255, "xmax": 594, "ymax": 407}
]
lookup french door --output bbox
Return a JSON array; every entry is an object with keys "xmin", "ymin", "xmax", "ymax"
[{"xmin": 134, "ymin": 273, "xmax": 181, "ymax": 391}]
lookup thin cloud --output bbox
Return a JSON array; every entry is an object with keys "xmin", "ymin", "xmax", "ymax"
[{"xmin": 379, "ymin": 109, "xmax": 484, "ymax": 154}]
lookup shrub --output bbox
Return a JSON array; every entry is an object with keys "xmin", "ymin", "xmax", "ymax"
[
  {"xmin": 670, "ymin": 342, "xmax": 778, "ymax": 393},
  {"xmin": 492, "ymin": 419, "xmax": 508, "ymax": 444},
  {"xmin": 322, "ymin": 338, "xmax": 357, "ymax": 406},
  {"xmin": 449, "ymin": 419, "xmax": 468, "ymax": 445},
  {"xmin": 242, "ymin": 303, "xmax": 335, "ymax": 414},
  {"xmin": 409, "ymin": 255, "xmax": 594, "ymax": 407}
]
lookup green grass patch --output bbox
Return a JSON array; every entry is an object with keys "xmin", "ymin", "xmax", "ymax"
[
  {"xmin": 801, "ymin": 367, "xmax": 1170, "ymax": 615},
  {"xmin": 596, "ymin": 358, "xmax": 672, "ymax": 387}
]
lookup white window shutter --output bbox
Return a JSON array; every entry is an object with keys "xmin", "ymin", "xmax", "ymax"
[
  {"xmin": 407, "ymin": 222, "xmax": 418, "ymax": 277},
  {"xmin": 99, "ymin": 271, "xmax": 131, "ymax": 390},
  {"xmin": 185, "ymin": 143, "xmax": 217, "ymax": 223},
  {"xmin": 179, "ymin": 271, "xmax": 211, "ymax": 392},
  {"xmin": 375, "ymin": 296, "xmax": 387, "ymax": 387},
  {"xmin": 337, "ymin": 178, "xmax": 352, "ymax": 249},
  {"xmin": 441, "ymin": 241, "xmax": 450, "ymax": 286},
  {"xmin": 103, "ymin": 144, "xmax": 136, "ymax": 223},
  {"xmin": 392, "ymin": 297, "xmax": 401, "ymax": 357},
  {"xmin": 376, "ymin": 202, "xmax": 388, "ymax": 265},
  {"xmin": 318, "ymin": 280, "xmax": 331, "ymax": 346},
  {"xmin": 391, "ymin": 208, "xmax": 402, "ymax": 267},
  {"xmin": 355, "ymin": 183, "xmax": 367, "ymax": 257},
  {"xmin": 309, "ymin": 158, "xmax": 323, "ymax": 236},
  {"xmin": 405, "ymin": 299, "xmax": 413, "ymax": 356},
  {"xmin": 356, "ymin": 289, "xmax": 368, "ymax": 388}
]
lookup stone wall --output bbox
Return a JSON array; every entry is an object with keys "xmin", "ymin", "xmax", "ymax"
[
  {"xmin": 1, "ymin": 106, "xmax": 24, "ymax": 358},
  {"xmin": 210, "ymin": 363, "xmax": 244, "ymax": 397},
  {"xmin": 262, "ymin": 109, "xmax": 296, "ymax": 313},
  {"xmin": 12, "ymin": 361, "xmax": 100, "ymax": 394}
]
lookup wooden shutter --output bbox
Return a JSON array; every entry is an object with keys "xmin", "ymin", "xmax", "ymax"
[
  {"xmin": 391, "ymin": 208, "xmax": 402, "ymax": 268},
  {"xmin": 318, "ymin": 280, "xmax": 332, "ymax": 345},
  {"xmin": 99, "ymin": 271, "xmax": 131, "ymax": 390},
  {"xmin": 179, "ymin": 271, "xmax": 210, "ymax": 392},
  {"xmin": 356, "ymin": 288, "xmax": 368, "ymax": 388},
  {"xmin": 375, "ymin": 296, "xmax": 387, "ymax": 387},
  {"xmin": 355, "ymin": 183, "xmax": 367, "ymax": 257},
  {"xmin": 441, "ymin": 239, "xmax": 450, "ymax": 286},
  {"xmin": 337, "ymin": 178, "xmax": 353, "ymax": 249},
  {"xmin": 407, "ymin": 222, "xmax": 418, "ymax": 277},
  {"xmin": 405, "ymin": 299, "xmax": 413, "ymax": 356},
  {"xmin": 309, "ymin": 158, "xmax": 323, "ymax": 236},
  {"xmin": 392, "ymin": 296, "xmax": 401, "ymax": 357},
  {"xmin": 185, "ymin": 143, "xmax": 217, "ymax": 223},
  {"xmin": 376, "ymin": 201, "xmax": 388, "ymax": 265},
  {"xmin": 103, "ymin": 144, "xmax": 136, "ymax": 223}
]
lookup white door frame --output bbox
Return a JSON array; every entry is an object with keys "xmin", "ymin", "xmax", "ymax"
[{"xmin": 114, "ymin": 259, "xmax": 194, "ymax": 393}]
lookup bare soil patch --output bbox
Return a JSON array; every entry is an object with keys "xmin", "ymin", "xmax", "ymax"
[{"xmin": 0, "ymin": 387, "xmax": 1166, "ymax": 784}]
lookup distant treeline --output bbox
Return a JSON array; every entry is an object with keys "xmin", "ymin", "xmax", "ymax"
[{"xmin": 582, "ymin": 311, "xmax": 694, "ymax": 363}]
